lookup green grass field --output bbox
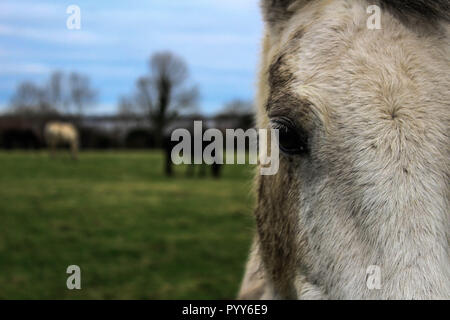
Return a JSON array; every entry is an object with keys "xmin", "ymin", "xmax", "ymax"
[{"xmin": 0, "ymin": 151, "xmax": 256, "ymax": 299}]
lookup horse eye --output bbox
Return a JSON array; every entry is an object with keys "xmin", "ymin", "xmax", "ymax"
[{"xmin": 272, "ymin": 119, "xmax": 309, "ymax": 156}]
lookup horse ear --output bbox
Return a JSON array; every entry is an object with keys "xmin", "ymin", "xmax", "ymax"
[{"xmin": 261, "ymin": 0, "xmax": 309, "ymax": 27}]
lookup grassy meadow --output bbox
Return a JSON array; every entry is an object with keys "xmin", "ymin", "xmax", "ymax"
[{"xmin": 0, "ymin": 151, "xmax": 256, "ymax": 299}]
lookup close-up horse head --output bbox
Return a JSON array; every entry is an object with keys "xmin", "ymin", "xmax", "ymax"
[
  {"xmin": 1, "ymin": 0, "xmax": 448, "ymax": 306},
  {"xmin": 239, "ymin": 0, "xmax": 449, "ymax": 299}
]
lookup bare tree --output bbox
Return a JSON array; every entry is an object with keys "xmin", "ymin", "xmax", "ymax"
[
  {"xmin": 47, "ymin": 71, "xmax": 70, "ymax": 112},
  {"xmin": 9, "ymin": 71, "xmax": 97, "ymax": 116},
  {"xmin": 10, "ymin": 81, "xmax": 56, "ymax": 115},
  {"xmin": 120, "ymin": 51, "xmax": 198, "ymax": 147},
  {"xmin": 220, "ymin": 99, "xmax": 253, "ymax": 115},
  {"xmin": 69, "ymin": 72, "xmax": 97, "ymax": 116},
  {"xmin": 216, "ymin": 99, "xmax": 254, "ymax": 130},
  {"xmin": 118, "ymin": 96, "xmax": 138, "ymax": 117}
]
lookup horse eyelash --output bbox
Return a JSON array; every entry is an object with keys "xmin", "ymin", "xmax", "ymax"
[{"xmin": 269, "ymin": 117, "xmax": 296, "ymax": 131}]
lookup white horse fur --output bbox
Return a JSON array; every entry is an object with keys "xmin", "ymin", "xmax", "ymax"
[
  {"xmin": 44, "ymin": 121, "xmax": 79, "ymax": 160},
  {"xmin": 239, "ymin": 0, "xmax": 449, "ymax": 299}
]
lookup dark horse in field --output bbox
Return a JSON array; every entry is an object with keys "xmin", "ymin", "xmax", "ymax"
[{"xmin": 163, "ymin": 127, "xmax": 222, "ymax": 178}]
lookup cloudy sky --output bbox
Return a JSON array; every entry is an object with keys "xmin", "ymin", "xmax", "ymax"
[{"xmin": 0, "ymin": 0, "xmax": 262, "ymax": 114}]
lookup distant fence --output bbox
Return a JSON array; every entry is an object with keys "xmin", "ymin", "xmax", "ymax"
[{"xmin": 0, "ymin": 114, "xmax": 253, "ymax": 150}]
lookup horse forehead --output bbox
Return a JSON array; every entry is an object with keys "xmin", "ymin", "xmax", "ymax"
[{"xmin": 274, "ymin": 24, "xmax": 450, "ymax": 121}]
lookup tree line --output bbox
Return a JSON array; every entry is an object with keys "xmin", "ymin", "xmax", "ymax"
[
  {"xmin": 10, "ymin": 71, "xmax": 97, "ymax": 116},
  {"xmin": 8, "ymin": 51, "xmax": 253, "ymax": 148}
]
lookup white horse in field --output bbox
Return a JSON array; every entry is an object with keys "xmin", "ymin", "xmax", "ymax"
[
  {"xmin": 44, "ymin": 122, "xmax": 79, "ymax": 160},
  {"xmin": 239, "ymin": 0, "xmax": 449, "ymax": 299}
]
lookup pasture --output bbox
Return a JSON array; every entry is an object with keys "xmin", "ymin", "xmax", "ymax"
[{"xmin": 0, "ymin": 151, "xmax": 255, "ymax": 299}]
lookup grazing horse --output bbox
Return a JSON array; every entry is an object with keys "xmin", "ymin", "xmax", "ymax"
[
  {"xmin": 163, "ymin": 127, "xmax": 223, "ymax": 178},
  {"xmin": 44, "ymin": 122, "xmax": 79, "ymax": 160},
  {"xmin": 239, "ymin": 0, "xmax": 449, "ymax": 299}
]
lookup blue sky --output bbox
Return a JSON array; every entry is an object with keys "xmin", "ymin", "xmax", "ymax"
[{"xmin": 0, "ymin": 0, "xmax": 262, "ymax": 114}]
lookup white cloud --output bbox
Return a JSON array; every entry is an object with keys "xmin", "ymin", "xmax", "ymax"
[
  {"xmin": 74, "ymin": 65, "xmax": 141, "ymax": 78},
  {"xmin": 0, "ymin": 1, "xmax": 61, "ymax": 20},
  {"xmin": 160, "ymin": 32, "xmax": 256, "ymax": 46},
  {"xmin": 0, "ymin": 63, "xmax": 50, "ymax": 75},
  {"xmin": 0, "ymin": 24, "xmax": 115, "ymax": 46}
]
